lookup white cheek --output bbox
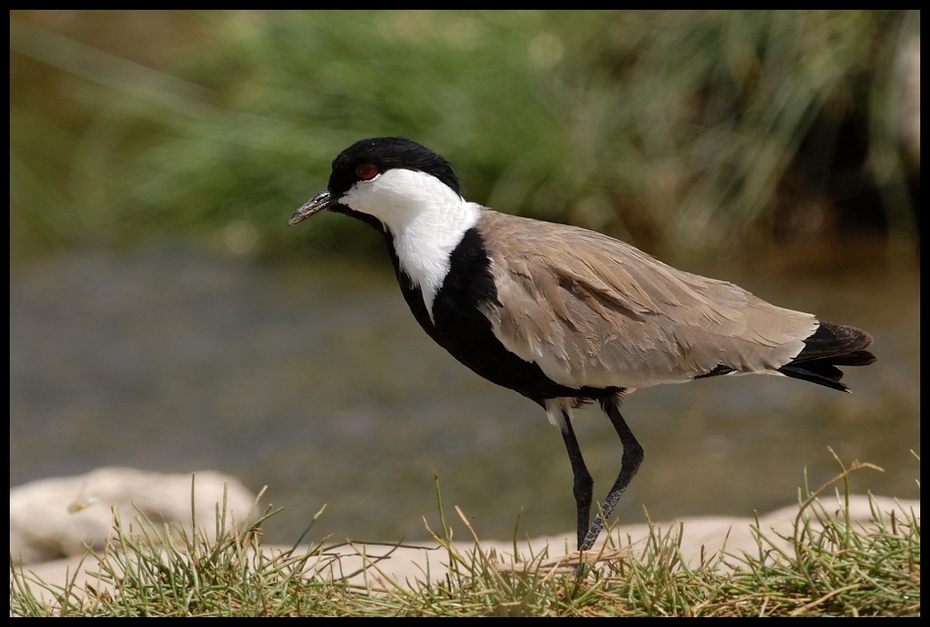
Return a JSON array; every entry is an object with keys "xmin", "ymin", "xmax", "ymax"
[
  {"xmin": 344, "ymin": 170, "xmax": 452, "ymax": 223},
  {"xmin": 340, "ymin": 169, "xmax": 480, "ymax": 318}
]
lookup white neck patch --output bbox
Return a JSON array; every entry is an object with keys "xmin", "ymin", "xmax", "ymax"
[{"xmin": 340, "ymin": 168, "xmax": 481, "ymax": 318}]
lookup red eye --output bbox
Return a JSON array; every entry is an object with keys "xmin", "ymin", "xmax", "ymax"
[{"xmin": 356, "ymin": 163, "xmax": 379, "ymax": 181}]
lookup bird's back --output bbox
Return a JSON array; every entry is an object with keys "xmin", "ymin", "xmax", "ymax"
[{"xmin": 474, "ymin": 209, "xmax": 822, "ymax": 391}]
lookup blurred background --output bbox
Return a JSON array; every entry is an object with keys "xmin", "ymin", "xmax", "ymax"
[{"xmin": 10, "ymin": 11, "xmax": 919, "ymax": 548}]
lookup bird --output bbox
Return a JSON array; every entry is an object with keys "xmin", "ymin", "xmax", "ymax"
[{"xmin": 288, "ymin": 136, "xmax": 876, "ymax": 553}]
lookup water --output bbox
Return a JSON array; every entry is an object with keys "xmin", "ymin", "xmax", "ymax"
[{"xmin": 9, "ymin": 241, "xmax": 920, "ymax": 546}]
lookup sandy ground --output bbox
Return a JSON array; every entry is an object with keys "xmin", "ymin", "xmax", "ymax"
[{"xmin": 14, "ymin": 495, "xmax": 918, "ymax": 601}]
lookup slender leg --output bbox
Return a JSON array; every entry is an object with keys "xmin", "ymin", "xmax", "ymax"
[
  {"xmin": 579, "ymin": 397, "xmax": 644, "ymax": 551},
  {"xmin": 549, "ymin": 401, "xmax": 594, "ymax": 550}
]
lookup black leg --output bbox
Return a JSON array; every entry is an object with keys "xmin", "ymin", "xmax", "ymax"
[
  {"xmin": 579, "ymin": 398, "xmax": 644, "ymax": 551},
  {"xmin": 556, "ymin": 405, "xmax": 594, "ymax": 550}
]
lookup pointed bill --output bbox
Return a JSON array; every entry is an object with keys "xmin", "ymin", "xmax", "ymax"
[{"xmin": 289, "ymin": 189, "xmax": 333, "ymax": 225}]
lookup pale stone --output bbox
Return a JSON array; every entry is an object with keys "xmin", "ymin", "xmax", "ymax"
[{"xmin": 10, "ymin": 467, "xmax": 258, "ymax": 565}]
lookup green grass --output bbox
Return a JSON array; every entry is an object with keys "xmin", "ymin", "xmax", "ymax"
[
  {"xmin": 10, "ymin": 456, "xmax": 919, "ymax": 617},
  {"xmin": 10, "ymin": 11, "xmax": 919, "ymax": 264}
]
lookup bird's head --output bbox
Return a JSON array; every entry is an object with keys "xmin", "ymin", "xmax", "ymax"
[{"xmin": 289, "ymin": 137, "xmax": 463, "ymax": 230}]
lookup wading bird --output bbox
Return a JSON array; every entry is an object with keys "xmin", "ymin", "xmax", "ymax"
[{"xmin": 289, "ymin": 137, "xmax": 875, "ymax": 552}]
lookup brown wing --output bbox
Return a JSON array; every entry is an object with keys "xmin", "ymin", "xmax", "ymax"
[{"xmin": 475, "ymin": 210, "xmax": 818, "ymax": 390}]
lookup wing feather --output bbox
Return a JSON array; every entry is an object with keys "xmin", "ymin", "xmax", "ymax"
[{"xmin": 476, "ymin": 210, "xmax": 818, "ymax": 390}]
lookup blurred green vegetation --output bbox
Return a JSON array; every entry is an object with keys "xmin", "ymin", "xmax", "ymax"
[{"xmin": 10, "ymin": 10, "xmax": 920, "ymax": 265}]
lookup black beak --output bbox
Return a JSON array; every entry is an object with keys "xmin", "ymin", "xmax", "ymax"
[{"xmin": 289, "ymin": 189, "xmax": 333, "ymax": 226}]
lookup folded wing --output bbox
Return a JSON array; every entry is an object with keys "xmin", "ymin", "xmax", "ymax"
[{"xmin": 476, "ymin": 210, "xmax": 819, "ymax": 390}]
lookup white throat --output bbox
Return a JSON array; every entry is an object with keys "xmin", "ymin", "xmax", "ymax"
[{"xmin": 341, "ymin": 169, "xmax": 481, "ymax": 317}]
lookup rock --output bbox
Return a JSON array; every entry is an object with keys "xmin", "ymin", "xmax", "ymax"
[{"xmin": 10, "ymin": 467, "xmax": 258, "ymax": 565}]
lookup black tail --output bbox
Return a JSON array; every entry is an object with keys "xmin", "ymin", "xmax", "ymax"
[{"xmin": 778, "ymin": 322, "xmax": 876, "ymax": 392}]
